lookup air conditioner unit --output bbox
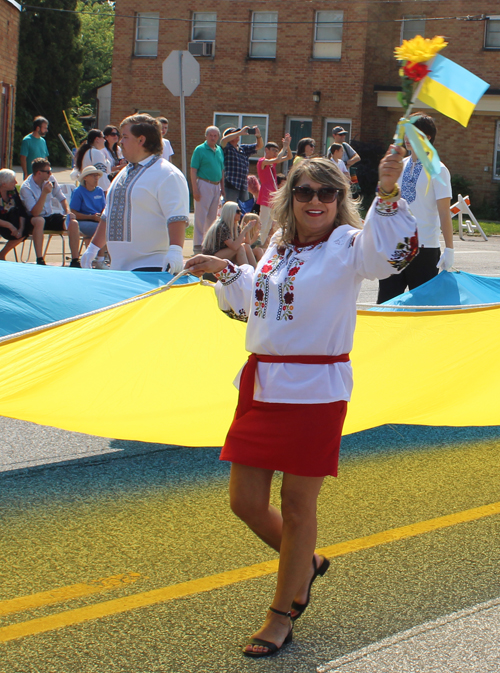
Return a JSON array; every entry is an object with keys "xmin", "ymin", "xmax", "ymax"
[{"xmin": 188, "ymin": 41, "xmax": 214, "ymax": 57}]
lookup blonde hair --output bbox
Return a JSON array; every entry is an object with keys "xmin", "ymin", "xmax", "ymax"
[
  {"xmin": 202, "ymin": 201, "xmax": 240, "ymax": 251},
  {"xmin": 271, "ymin": 157, "xmax": 361, "ymax": 247},
  {"xmin": 241, "ymin": 212, "xmax": 261, "ymax": 242}
]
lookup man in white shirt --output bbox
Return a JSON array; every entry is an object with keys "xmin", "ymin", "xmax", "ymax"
[
  {"xmin": 81, "ymin": 114, "xmax": 189, "ymax": 272},
  {"xmin": 19, "ymin": 158, "xmax": 82, "ymax": 266},
  {"xmin": 157, "ymin": 116, "xmax": 174, "ymax": 162},
  {"xmin": 377, "ymin": 113, "xmax": 454, "ymax": 303}
]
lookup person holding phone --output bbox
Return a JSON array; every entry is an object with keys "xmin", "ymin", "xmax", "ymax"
[
  {"xmin": 221, "ymin": 126, "xmax": 264, "ymax": 204},
  {"xmin": 19, "ymin": 158, "xmax": 82, "ymax": 266}
]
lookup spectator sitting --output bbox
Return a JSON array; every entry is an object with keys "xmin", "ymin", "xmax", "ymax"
[
  {"xmin": 70, "ymin": 165, "xmax": 108, "ymax": 269},
  {"xmin": 293, "ymin": 137, "xmax": 316, "ymax": 165},
  {"xmin": 19, "ymin": 158, "xmax": 82, "ymax": 267},
  {"xmin": 75, "ymin": 129, "xmax": 111, "ymax": 193},
  {"xmin": 328, "ymin": 143, "xmax": 350, "ymax": 178},
  {"xmin": 241, "ymin": 212, "xmax": 264, "ymax": 261},
  {"xmin": 202, "ymin": 201, "xmax": 258, "ymax": 268},
  {"xmin": 0, "ymin": 168, "xmax": 38, "ymax": 261}
]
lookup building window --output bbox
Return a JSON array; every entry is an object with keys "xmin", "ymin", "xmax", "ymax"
[
  {"xmin": 485, "ymin": 16, "xmax": 500, "ymax": 49},
  {"xmin": 401, "ymin": 15, "xmax": 425, "ymax": 42},
  {"xmin": 135, "ymin": 13, "xmax": 159, "ymax": 57},
  {"xmin": 214, "ymin": 112, "xmax": 268, "ymax": 158},
  {"xmin": 250, "ymin": 12, "xmax": 278, "ymax": 58},
  {"xmin": 192, "ymin": 12, "xmax": 216, "ymax": 41},
  {"xmin": 313, "ymin": 11, "xmax": 343, "ymax": 59}
]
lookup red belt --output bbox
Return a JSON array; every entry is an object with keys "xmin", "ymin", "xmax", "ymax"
[{"xmin": 236, "ymin": 353, "xmax": 350, "ymax": 418}]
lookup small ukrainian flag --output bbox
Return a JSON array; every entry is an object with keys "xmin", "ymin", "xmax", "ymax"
[{"xmin": 417, "ymin": 54, "xmax": 489, "ymax": 127}]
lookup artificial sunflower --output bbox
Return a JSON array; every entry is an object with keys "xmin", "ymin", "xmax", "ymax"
[{"xmin": 394, "ymin": 35, "xmax": 448, "ymax": 63}]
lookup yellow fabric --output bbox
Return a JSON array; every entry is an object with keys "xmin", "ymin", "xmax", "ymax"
[
  {"xmin": 0, "ymin": 284, "xmax": 499, "ymax": 446},
  {"xmin": 417, "ymin": 77, "xmax": 475, "ymax": 128}
]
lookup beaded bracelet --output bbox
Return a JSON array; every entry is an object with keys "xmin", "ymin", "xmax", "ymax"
[{"xmin": 376, "ymin": 182, "xmax": 400, "ymax": 201}]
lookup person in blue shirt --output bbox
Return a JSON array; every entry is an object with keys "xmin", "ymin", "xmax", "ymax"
[{"xmin": 70, "ymin": 165, "xmax": 108, "ymax": 268}]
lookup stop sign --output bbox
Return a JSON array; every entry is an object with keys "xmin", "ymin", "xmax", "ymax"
[{"xmin": 162, "ymin": 50, "xmax": 200, "ymax": 97}]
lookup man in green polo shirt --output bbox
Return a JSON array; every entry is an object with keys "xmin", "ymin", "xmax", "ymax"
[
  {"xmin": 190, "ymin": 125, "xmax": 225, "ymax": 254},
  {"xmin": 20, "ymin": 116, "xmax": 50, "ymax": 179}
]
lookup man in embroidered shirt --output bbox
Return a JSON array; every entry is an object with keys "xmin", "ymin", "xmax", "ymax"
[
  {"xmin": 19, "ymin": 158, "xmax": 82, "ymax": 267},
  {"xmin": 377, "ymin": 112, "xmax": 454, "ymax": 303},
  {"xmin": 81, "ymin": 114, "xmax": 189, "ymax": 272},
  {"xmin": 190, "ymin": 126, "xmax": 225, "ymax": 254},
  {"xmin": 221, "ymin": 126, "xmax": 264, "ymax": 204}
]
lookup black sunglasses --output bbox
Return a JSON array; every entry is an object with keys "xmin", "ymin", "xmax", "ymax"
[
  {"xmin": 236, "ymin": 209, "xmax": 242, "ymax": 215},
  {"xmin": 292, "ymin": 186, "xmax": 339, "ymax": 203}
]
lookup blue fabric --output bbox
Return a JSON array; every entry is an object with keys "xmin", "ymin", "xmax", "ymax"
[
  {"xmin": 0, "ymin": 262, "xmax": 197, "ymax": 337},
  {"xmin": 375, "ymin": 271, "xmax": 500, "ymax": 311},
  {"xmin": 70, "ymin": 185, "xmax": 106, "ymax": 215}
]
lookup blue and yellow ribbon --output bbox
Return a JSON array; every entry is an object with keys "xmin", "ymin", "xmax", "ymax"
[{"xmin": 394, "ymin": 117, "xmax": 444, "ymax": 187}]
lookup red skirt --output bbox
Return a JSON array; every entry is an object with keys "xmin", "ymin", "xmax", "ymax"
[{"xmin": 220, "ymin": 399, "xmax": 348, "ymax": 477}]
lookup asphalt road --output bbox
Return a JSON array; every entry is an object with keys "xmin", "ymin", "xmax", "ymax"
[{"xmin": 1, "ymin": 232, "xmax": 499, "ymax": 672}]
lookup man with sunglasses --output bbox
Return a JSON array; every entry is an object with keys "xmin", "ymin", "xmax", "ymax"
[{"xmin": 19, "ymin": 158, "xmax": 82, "ymax": 266}]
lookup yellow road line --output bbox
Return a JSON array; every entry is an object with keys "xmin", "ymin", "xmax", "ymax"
[
  {"xmin": 1, "ymin": 501, "xmax": 499, "ymax": 643},
  {"xmin": 0, "ymin": 573, "xmax": 142, "ymax": 617}
]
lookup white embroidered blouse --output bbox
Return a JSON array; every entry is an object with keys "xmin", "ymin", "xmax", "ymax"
[{"xmin": 214, "ymin": 198, "xmax": 418, "ymax": 405}]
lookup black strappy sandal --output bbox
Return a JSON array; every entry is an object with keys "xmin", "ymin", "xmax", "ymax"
[
  {"xmin": 291, "ymin": 555, "xmax": 330, "ymax": 621},
  {"xmin": 242, "ymin": 607, "xmax": 293, "ymax": 658}
]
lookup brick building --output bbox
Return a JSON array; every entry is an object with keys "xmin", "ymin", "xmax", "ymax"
[
  {"xmin": 0, "ymin": 0, "xmax": 21, "ymax": 168},
  {"xmin": 111, "ymin": 1, "xmax": 500, "ymax": 206}
]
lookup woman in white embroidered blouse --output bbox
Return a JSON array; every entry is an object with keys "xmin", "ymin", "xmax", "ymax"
[{"xmin": 185, "ymin": 146, "xmax": 417, "ymax": 658}]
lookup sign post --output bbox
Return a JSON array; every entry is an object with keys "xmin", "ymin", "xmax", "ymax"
[{"xmin": 162, "ymin": 50, "xmax": 200, "ymax": 176}]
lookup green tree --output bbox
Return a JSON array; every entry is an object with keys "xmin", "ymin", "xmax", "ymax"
[
  {"xmin": 14, "ymin": 0, "xmax": 83, "ymax": 165},
  {"xmin": 77, "ymin": 0, "xmax": 115, "ymax": 104}
]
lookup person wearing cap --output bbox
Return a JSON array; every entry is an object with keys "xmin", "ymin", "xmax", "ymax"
[
  {"xmin": 331, "ymin": 127, "xmax": 360, "ymax": 169},
  {"xmin": 19, "ymin": 158, "xmax": 82, "ymax": 267},
  {"xmin": 70, "ymin": 166, "xmax": 108, "ymax": 268},
  {"xmin": 81, "ymin": 114, "xmax": 189, "ymax": 273},
  {"xmin": 221, "ymin": 126, "xmax": 264, "ymax": 204}
]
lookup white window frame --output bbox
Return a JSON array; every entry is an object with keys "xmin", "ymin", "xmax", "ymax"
[
  {"xmin": 323, "ymin": 118, "xmax": 353, "ymax": 157},
  {"xmin": 213, "ymin": 112, "xmax": 269, "ymax": 160},
  {"xmin": 313, "ymin": 11, "xmax": 343, "ymax": 60},
  {"xmin": 485, "ymin": 15, "xmax": 500, "ymax": 50},
  {"xmin": 493, "ymin": 121, "xmax": 500, "ymax": 180},
  {"xmin": 249, "ymin": 12, "xmax": 278, "ymax": 59},
  {"xmin": 192, "ymin": 12, "xmax": 217, "ymax": 42},
  {"xmin": 400, "ymin": 15, "xmax": 426, "ymax": 43},
  {"xmin": 134, "ymin": 12, "xmax": 159, "ymax": 57}
]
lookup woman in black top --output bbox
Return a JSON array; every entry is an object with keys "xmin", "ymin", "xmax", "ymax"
[{"xmin": 0, "ymin": 169, "xmax": 32, "ymax": 261}]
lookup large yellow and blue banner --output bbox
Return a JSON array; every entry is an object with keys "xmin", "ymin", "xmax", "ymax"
[{"xmin": 0, "ymin": 280, "xmax": 499, "ymax": 446}]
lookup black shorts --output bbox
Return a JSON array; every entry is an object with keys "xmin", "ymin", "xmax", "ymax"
[{"xmin": 38, "ymin": 213, "xmax": 66, "ymax": 231}]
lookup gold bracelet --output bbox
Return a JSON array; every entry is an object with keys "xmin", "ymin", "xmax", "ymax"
[{"xmin": 376, "ymin": 182, "xmax": 400, "ymax": 201}]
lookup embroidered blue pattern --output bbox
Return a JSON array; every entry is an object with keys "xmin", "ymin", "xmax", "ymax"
[
  {"xmin": 401, "ymin": 159, "xmax": 423, "ymax": 204},
  {"xmin": 107, "ymin": 155, "xmax": 161, "ymax": 241}
]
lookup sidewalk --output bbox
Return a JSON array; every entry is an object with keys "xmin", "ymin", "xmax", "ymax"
[{"xmin": 318, "ymin": 597, "xmax": 500, "ymax": 672}]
